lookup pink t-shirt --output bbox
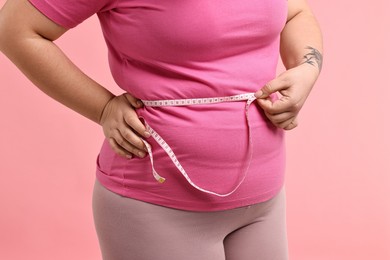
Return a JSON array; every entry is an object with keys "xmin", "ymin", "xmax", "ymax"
[{"xmin": 29, "ymin": 0, "xmax": 288, "ymax": 211}]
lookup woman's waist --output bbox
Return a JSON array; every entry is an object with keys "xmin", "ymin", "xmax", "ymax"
[
  {"xmin": 136, "ymin": 99, "xmax": 283, "ymax": 155},
  {"xmin": 143, "ymin": 117, "xmax": 283, "ymax": 162},
  {"xmin": 97, "ymin": 121, "xmax": 285, "ymax": 198},
  {"xmin": 138, "ymin": 100, "xmax": 273, "ymax": 126},
  {"xmin": 131, "ymin": 93, "xmax": 284, "ymax": 195}
]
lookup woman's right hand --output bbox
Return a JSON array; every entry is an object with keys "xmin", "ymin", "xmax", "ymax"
[{"xmin": 99, "ymin": 93, "xmax": 151, "ymax": 159}]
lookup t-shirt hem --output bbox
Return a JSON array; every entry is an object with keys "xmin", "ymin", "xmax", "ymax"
[{"xmin": 96, "ymin": 168, "xmax": 285, "ymax": 212}]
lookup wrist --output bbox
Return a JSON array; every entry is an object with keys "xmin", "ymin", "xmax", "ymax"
[
  {"xmin": 298, "ymin": 62, "xmax": 321, "ymax": 80},
  {"xmin": 98, "ymin": 94, "xmax": 116, "ymax": 125}
]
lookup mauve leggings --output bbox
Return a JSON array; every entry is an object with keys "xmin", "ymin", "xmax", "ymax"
[{"xmin": 92, "ymin": 179, "xmax": 289, "ymax": 260}]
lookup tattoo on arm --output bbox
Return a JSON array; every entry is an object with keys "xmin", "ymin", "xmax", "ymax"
[{"xmin": 302, "ymin": 46, "xmax": 323, "ymax": 71}]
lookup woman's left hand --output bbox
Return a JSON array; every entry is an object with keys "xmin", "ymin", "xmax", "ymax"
[{"xmin": 255, "ymin": 63, "xmax": 320, "ymax": 130}]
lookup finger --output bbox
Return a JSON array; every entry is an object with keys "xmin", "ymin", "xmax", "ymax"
[
  {"xmin": 112, "ymin": 129, "xmax": 147, "ymax": 158},
  {"xmin": 264, "ymin": 111, "xmax": 295, "ymax": 124},
  {"xmin": 119, "ymin": 126, "xmax": 147, "ymax": 152},
  {"xmin": 256, "ymin": 97, "xmax": 273, "ymax": 109},
  {"xmin": 262, "ymin": 106, "xmax": 298, "ymax": 129},
  {"xmin": 108, "ymin": 137, "xmax": 133, "ymax": 159},
  {"xmin": 283, "ymin": 118, "xmax": 299, "ymax": 130},
  {"xmin": 124, "ymin": 93, "xmax": 143, "ymax": 108},
  {"xmin": 265, "ymin": 112, "xmax": 294, "ymax": 129},
  {"xmin": 257, "ymin": 96, "xmax": 292, "ymax": 115},
  {"xmin": 255, "ymin": 78, "xmax": 289, "ymax": 99},
  {"xmin": 123, "ymin": 109, "xmax": 151, "ymax": 139}
]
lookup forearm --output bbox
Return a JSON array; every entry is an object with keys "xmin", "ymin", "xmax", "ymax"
[
  {"xmin": 0, "ymin": 33, "xmax": 114, "ymax": 124},
  {"xmin": 280, "ymin": 4, "xmax": 323, "ymax": 73}
]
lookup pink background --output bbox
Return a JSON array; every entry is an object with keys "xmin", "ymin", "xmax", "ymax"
[{"xmin": 1, "ymin": 0, "xmax": 389, "ymax": 259}]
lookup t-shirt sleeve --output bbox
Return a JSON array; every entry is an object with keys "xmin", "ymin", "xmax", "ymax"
[{"xmin": 28, "ymin": 0, "xmax": 117, "ymax": 29}]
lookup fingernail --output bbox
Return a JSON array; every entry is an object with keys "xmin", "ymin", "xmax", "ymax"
[
  {"xmin": 144, "ymin": 131, "xmax": 151, "ymax": 138},
  {"xmin": 138, "ymin": 151, "xmax": 146, "ymax": 158},
  {"xmin": 137, "ymin": 100, "xmax": 143, "ymax": 107},
  {"xmin": 126, "ymin": 154, "xmax": 132, "ymax": 159}
]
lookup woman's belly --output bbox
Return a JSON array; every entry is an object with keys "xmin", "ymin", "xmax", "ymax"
[{"xmin": 96, "ymin": 100, "xmax": 285, "ymax": 207}]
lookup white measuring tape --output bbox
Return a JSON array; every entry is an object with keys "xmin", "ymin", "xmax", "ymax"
[{"xmin": 140, "ymin": 93, "xmax": 257, "ymax": 197}]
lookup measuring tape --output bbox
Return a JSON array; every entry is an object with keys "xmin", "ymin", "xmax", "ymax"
[{"xmin": 140, "ymin": 93, "xmax": 257, "ymax": 197}]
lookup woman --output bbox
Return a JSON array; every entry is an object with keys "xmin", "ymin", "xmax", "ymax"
[{"xmin": 0, "ymin": 0, "xmax": 322, "ymax": 259}]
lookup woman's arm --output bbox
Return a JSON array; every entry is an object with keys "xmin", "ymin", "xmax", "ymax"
[
  {"xmin": 255, "ymin": 0, "xmax": 323, "ymax": 130},
  {"xmin": 0, "ymin": 0, "xmax": 115, "ymax": 124},
  {"xmin": 0, "ymin": 0, "xmax": 149, "ymax": 158},
  {"xmin": 281, "ymin": 0, "xmax": 323, "ymax": 72}
]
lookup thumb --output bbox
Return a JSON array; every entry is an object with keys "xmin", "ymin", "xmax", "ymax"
[
  {"xmin": 256, "ymin": 97, "xmax": 274, "ymax": 111},
  {"xmin": 255, "ymin": 78, "xmax": 287, "ymax": 99}
]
